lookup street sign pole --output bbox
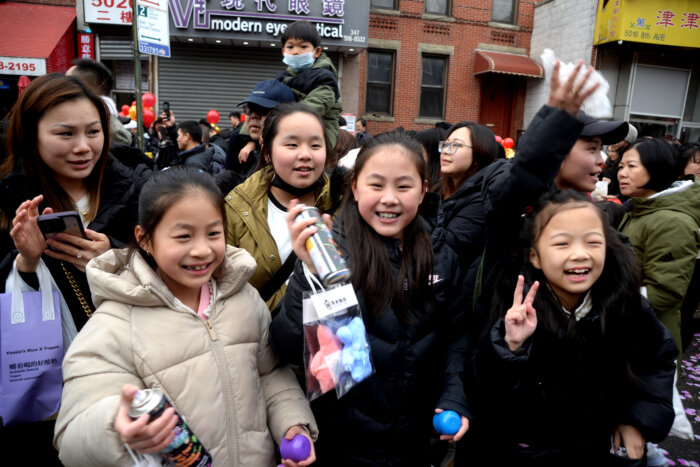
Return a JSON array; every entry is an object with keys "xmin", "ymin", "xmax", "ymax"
[{"xmin": 131, "ymin": 0, "xmax": 144, "ymax": 151}]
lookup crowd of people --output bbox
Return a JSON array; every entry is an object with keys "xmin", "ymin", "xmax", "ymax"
[{"xmin": 1, "ymin": 19, "xmax": 699, "ymax": 467}]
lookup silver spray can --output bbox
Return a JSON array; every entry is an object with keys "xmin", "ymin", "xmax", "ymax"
[{"xmin": 129, "ymin": 388, "xmax": 212, "ymax": 467}]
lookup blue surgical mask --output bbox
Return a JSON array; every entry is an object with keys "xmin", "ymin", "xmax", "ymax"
[{"xmin": 283, "ymin": 52, "xmax": 315, "ymax": 72}]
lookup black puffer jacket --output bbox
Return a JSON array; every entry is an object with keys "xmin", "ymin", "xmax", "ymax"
[
  {"xmin": 172, "ymin": 143, "xmax": 218, "ymax": 174},
  {"xmin": 441, "ymin": 168, "xmax": 488, "ymax": 270},
  {"xmin": 464, "ymin": 106, "xmax": 584, "ymax": 340},
  {"xmin": 270, "ymin": 197, "xmax": 469, "ymax": 467},
  {"xmin": 0, "ymin": 155, "xmax": 152, "ymax": 328},
  {"xmin": 464, "ymin": 298, "xmax": 677, "ymax": 466}
]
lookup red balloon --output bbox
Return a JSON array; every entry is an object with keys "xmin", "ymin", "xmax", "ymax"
[
  {"xmin": 142, "ymin": 92, "xmax": 156, "ymax": 108},
  {"xmin": 503, "ymin": 137, "xmax": 514, "ymax": 149},
  {"xmin": 206, "ymin": 109, "xmax": 220, "ymax": 124},
  {"xmin": 495, "ymin": 135, "xmax": 503, "ymax": 144},
  {"xmin": 143, "ymin": 108, "xmax": 156, "ymax": 127},
  {"xmin": 131, "ymin": 100, "xmax": 136, "ymax": 107},
  {"xmin": 121, "ymin": 104, "xmax": 130, "ymax": 114}
]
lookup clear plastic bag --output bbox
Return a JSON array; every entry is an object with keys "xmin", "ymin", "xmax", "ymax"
[{"xmin": 301, "ymin": 265, "xmax": 374, "ymax": 401}]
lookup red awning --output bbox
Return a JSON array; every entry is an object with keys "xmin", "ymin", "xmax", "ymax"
[
  {"xmin": 0, "ymin": 3, "xmax": 75, "ymax": 60},
  {"xmin": 474, "ymin": 50, "xmax": 544, "ymax": 78}
]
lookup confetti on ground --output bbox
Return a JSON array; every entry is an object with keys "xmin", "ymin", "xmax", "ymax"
[{"xmin": 659, "ymin": 331, "xmax": 700, "ymax": 465}]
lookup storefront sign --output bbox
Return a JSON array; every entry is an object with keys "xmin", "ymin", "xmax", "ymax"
[
  {"xmin": 137, "ymin": 0, "xmax": 171, "ymax": 57},
  {"xmin": 0, "ymin": 57, "xmax": 46, "ymax": 76},
  {"xmin": 594, "ymin": 0, "xmax": 699, "ymax": 48},
  {"xmin": 342, "ymin": 113, "xmax": 355, "ymax": 134},
  {"xmin": 84, "ymin": 0, "xmax": 133, "ymax": 25},
  {"xmin": 168, "ymin": 0, "xmax": 369, "ymax": 48},
  {"xmin": 77, "ymin": 33, "xmax": 96, "ymax": 59}
]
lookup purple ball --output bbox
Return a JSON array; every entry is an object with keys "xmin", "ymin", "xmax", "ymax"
[
  {"xmin": 433, "ymin": 410, "xmax": 461, "ymax": 435},
  {"xmin": 280, "ymin": 435, "xmax": 311, "ymax": 462}
]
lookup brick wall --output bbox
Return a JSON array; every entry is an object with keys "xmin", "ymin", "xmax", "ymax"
[
  {"xmin": 359, "ymin": 0, "xmax": 537, "ymax": 138},
  {"xmin": 523, "ymin": 0, "xmax": 598, "ymax": 126}
]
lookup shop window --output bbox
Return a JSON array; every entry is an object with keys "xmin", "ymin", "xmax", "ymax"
[
  {"xmin": 493, "ymin": 0, "xmax": 517, "ymax": 24},
  {"xmin": 426, "ymin": 0, "xmax": 450, "ymax": 16},
  {"xmin": 631, "ymin": 65, "xmax": 689, "ymax": 119},
  {"xmin": 419, "ymin": 55, "xmax": 447, "ymax": 118},
  {"xmin": 371, "ymin": 0, "xmax": 397, "ymax": 9},
  {"xmin": 365, "ymin": 50, "xmax": 395, "ymax": 116}
]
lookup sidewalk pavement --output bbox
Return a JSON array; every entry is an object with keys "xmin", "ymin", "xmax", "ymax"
[{"xmin": 659, "ymin": 332, "xmax": 700, "ymax": 466}]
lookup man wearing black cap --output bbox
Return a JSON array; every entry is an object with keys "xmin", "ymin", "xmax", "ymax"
[
  {"xmin": 225, "ymin": 80, "xmax": 296, "ymax": 178},
  {"xmin": 555, "ymin": 110, "xmax": 629, "ymax": 192}
]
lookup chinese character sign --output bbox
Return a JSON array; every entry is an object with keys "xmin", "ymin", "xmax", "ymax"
[
  {"xmin": 84, "ymin": 0, "xmax": 133, "ymax": 25},
  {"xmin": 681, "ymin": 11, "xmax": 699, "ymax": 30},
  {"xmin": 594, "ymin": 0, "xmax": 699, "ymax": 47},
  {"xmin": 655, "ymin": 9, "xmax": 675, "ymax": 28},
  {"xmin": 168, "ymin": 0, "xmax": 367, "ymax": 48},
  {"xmin": 77, "ymin": 33, "xmax": 95, "ymax": 59},
  {"xmin": 289, "ymin": 0, "xmax": 310, "ymax": 15},
  {"xmin": 323, "ymin": 0, "xmax": 344, "ymax": 17}
]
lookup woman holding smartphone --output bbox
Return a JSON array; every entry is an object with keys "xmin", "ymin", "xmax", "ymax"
[{"xmin": 0, "ymin": 73, "xmax": 151, "ymax": 465}]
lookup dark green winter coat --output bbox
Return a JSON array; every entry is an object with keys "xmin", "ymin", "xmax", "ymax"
[{"xmin": 619, "ymin": 177, "xmax": 700, "ymax": 347}]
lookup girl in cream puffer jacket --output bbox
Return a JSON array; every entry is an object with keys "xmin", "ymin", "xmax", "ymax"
[{"xmin": 54, "ymin": 167, "xmax": 317, "ymax": 467}]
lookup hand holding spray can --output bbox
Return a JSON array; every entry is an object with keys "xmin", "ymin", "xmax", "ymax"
[
  {"xmin": 129, "ymin": 388, "xmax": 213, "ymax": 467},
  {"xmin": 295, "ymin": 206, "xmax": 350, "ymax": 287}
]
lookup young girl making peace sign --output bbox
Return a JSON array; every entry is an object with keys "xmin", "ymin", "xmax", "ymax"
[{"xmin": 463, "ymin": 190, "xmax": 677, "ymax": 467}]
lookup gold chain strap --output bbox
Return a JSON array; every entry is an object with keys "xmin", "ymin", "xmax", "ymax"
[{"xmin": 61, "ymin": 263, "xmax": 93, "ymax": 318}]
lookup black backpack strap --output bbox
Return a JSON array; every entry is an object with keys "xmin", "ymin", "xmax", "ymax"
[{"xmin": 259, "ymin": 252, "xmax": 298, "ymax": 302}]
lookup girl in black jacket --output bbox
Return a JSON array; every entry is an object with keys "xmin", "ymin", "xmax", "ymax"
[
  {"xmin": 271, "ymin": 131, "xmax": 470, "ymax": 466},
  {"xmin": 462, "ymin": 190, "xmax": 677, "ymax": 467}
]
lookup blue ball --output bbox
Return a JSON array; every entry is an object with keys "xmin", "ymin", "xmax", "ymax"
[{"xmin": 433, "ymin": 410, "xmax": 461, "ymax": 435}]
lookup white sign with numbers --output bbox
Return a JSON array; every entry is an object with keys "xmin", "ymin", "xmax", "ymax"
[
  {"xmin": 137, "ymin": 0, "xmax": 170, "ymax": 57},
  {"xmin": 84, "ymin": 0, "xmax": 132, "ymax": 25},
  {"xmin": 0, "ymin": 57, "xmax": 46, "ymax": 76}
]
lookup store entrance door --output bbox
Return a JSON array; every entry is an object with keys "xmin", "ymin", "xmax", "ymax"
[{"xmin": 479, "ymin": 75, "xmax": 512, "ymax": 138}]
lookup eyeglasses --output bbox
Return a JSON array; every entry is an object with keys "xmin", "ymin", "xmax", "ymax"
[
  {"xmin": 243, "ymin": 104, "xmax": 271, "ymax": 117},
  {"xmin": 438, "ymin": 141, "xmax": 471, "ymax": 155}
]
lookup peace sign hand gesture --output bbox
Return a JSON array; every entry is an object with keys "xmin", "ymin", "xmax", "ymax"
[{"xmin": 504, "ymin": 275, "xmax": 539, "ymax": 352}]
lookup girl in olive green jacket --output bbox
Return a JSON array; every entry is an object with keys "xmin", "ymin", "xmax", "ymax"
[{"xmin": 224, "ymin": 103, "xmax": 337, "ymax": 311}]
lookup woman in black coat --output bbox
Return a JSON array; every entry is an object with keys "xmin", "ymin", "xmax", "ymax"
[
  {"xmin": 0, "ymin": 74, "xmax": 151, "ymax": 465},
  {"xmin": 436, "ymin": 122, "xmax": 498, "ymax": 269}
]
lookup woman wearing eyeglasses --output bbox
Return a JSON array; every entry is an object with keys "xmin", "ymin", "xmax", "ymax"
[
  {"xmin": 437, "ymin": 122, "xmax": 499, "ymax": 269},
  {"xmin": 224, "ymin": 80, "xmax": 297, "ymax": 179}
]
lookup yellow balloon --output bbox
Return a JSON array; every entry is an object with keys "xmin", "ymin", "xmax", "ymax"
[{"xmin": 129, "ymin": 105, "xmax": 137, "ymax": 120}]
